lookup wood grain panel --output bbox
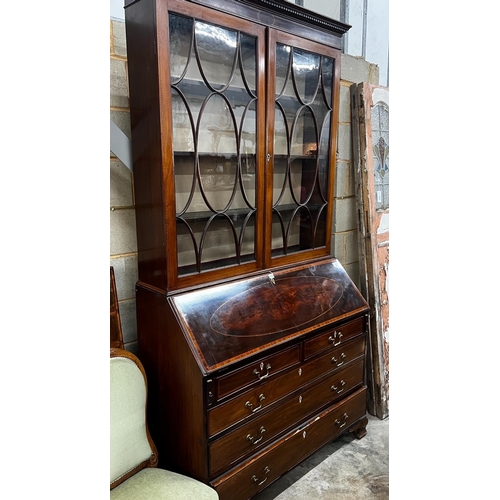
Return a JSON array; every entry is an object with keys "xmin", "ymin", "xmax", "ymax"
[
  {"xmin": 136, "ymin": 285, "xmax": 209, "ymax": 480},
  {"xmin": 209, "ymin": 358, "xmax": 364, "ymax": 476},
  {"xmin": 215, "ymin": 345, "xmax": 300, "ymax": 401},
  {"xmin": 212, "ymin": 387, "xmax": 367, "ymax": 500},
  {"xmin": 208, "ymin": 336, "xmax": 365, "ymax": 437}
]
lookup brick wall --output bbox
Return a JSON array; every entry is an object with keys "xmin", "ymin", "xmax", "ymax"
[
  {"xmin": 334, "ymin": 56, "xmax": 379, "ymax": 285},
  {"xmin": 110, "ymin": 20, "xmax": 138, "ymax": 353},
  {"xmin": 109, "ymin": 19, "xmax": 379, "ymax": 351}
]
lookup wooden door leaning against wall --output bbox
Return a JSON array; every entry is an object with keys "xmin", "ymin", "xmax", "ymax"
[{"xmin": 351, "ymin": 83, "xmax": 389, "ymax": 420}]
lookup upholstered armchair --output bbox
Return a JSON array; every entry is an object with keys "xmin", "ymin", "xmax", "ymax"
[{"xmin": 110, "ymin": 347, "xmax": 219, "ymax": 499}]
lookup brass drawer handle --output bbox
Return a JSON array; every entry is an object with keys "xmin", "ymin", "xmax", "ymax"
[
  {"xmin": 335, "ymin": 412, "xmax": 349, "ymax": 428},
  {"xmin": 252, "ymin": 466, "xmax": 270, "ymax": 486},
  {"xmin": 247, "ymin": 426, "xmax": 266, "ymax": 445},
  {"xmin": 253, "ymin": 362, "xmax": 271, "ymax": 380},
  {"xmin": 245, "ymin": 393, "xmax": 265, "ymax": 413},
  {"xmin": 331, "ymin": 380, "xmax": 346, "ymax": 394},
  {"xmin": 328, "ymin": 331, "xmax": 343, "ymax": 346},
  {"xmin": 331, "ymin": 352, "xmax": 347, "ymax": 366}
]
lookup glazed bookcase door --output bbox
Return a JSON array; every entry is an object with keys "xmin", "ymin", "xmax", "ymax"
[
  {"xmin": 164, "ymin": 2, "xmax": 266, "ymax": 288},
  {"xmin": 265, "ymin": 30, "xmax": 340, "ymax": 268}
]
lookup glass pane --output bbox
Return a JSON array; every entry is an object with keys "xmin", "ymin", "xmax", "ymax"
[
  {"xmin": 317, "ymin": 111, "xmax": 331, "ymax": 203},
  {"xmin": 172, "ymin": 90, "xmax": 194, "ymax": 153},
  {"xmin": 170, "ymin": 14, "xmax": 260, "ymax": 276},
  {"xmin": 240, "ymin": 99, "xmax": 258, "ymax": 207},
  {"xmin": 272, "ymin": 41, "xmax": 333, "ymax": 257},
  {"xmin": 273, "ymin": 160, "xmax": 290, "ymax": 208},
  {"xmin": 200, "ymin": 216, "xmax": 237, "ymax": 271},
  {"xmin": 240, "ymin": 34, "xmax": 257, "ymax": 95},
  {"xmin": 310, "ymin": 84, "xmax": 329, "ymax": 135},
  {"xmin": 271, "ymin": 211, "xmax": 286, "ymax": 255},
  {"xmin": 173, "ymin": 152, "xmax": 197, "ymax": 215},
  {"xmin": 177, "ymin": 219, "xmax": 200, "ymax": 273},
  {"xmin": 274, "ymin": 104, "xmax": 289, "ymax": 157},
  {"xmin": 169, "ymin": 15, "xmax": 193, "ymax": 83},
  {"xmin": 290, "ymin": 107, "xmax": 317, "ymax": 203},
  {"xmin": 198, "ymin": 94, "xmax": 238, "ymax": 211},
  {"xmin": 239, "ymin": 211, "xmax": 257, "ymax": 262},
  {"xmin": 371, "ymin": 102, "xmax": 389, "ymax": 210},
  {"xmin": 195, "ymin": 21, "xmax": 238, "ymax": 91},
  {"xmin": 292, "ymin": 48, "xmax": 320, "ymax": 104},
  {"xmin": 273, "ymin": 105, "xmax": 289, "ymax": 206},
  {"xmin": 172, "ymin": 90, "xmax": 196, "ymax": 214},
  {"xmin": 275, "ymin": 43, "xmax": 291, "ymax": 98},
  {"xmin": 321, "ymin": 56, "xmax": 334, "ymax": 108},
  {"xmin": 289, "ymin": 208, "xmax": 311, "ymax": 251},
  {"xmin": 314, "ymin": 207, "xmax": 327, "ymax": 248}
]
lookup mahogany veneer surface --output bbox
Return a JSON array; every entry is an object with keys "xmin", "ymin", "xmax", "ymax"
[
  {"xmin": 123, "ymin": 1, "xmax": 369, "ymax": 497},
  {"xmin": 171, "ymin": 258, "xmax": 369, "ymax": 372}
]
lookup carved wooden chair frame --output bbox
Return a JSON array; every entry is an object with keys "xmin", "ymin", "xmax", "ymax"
[{"xmin": 110, "ymin": 266, "xmax": 159, "ymax": 490}]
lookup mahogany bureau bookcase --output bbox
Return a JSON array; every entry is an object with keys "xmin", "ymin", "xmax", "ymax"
[{"xmin": 124, "ymin": 0, "xmax": 370, "ymax": 498}]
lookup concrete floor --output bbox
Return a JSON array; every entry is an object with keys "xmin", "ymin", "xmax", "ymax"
[{"xmin": 253, "ymin": 413, "xmax": 389, "ymax": 500}]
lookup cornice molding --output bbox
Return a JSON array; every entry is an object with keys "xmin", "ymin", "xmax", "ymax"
[{"xmin": 238, "ymin": 0, "xmax": 351, "ymax": 35}]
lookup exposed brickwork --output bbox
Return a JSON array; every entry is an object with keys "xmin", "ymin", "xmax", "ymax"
[
  {"xmin": 341, "ymin": 54, "xmax": 379, "ymax": 85},
  {"xmin": 110, "ymin": 20, "xmax": 136, "ymax": 352},
  {"xmin": 334, "ymin": 55, "xmax": 379, "ymax": 288}
]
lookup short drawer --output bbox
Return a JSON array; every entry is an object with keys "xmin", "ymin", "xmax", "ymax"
[
  {"xmin": 214, "ymin": 345, "xmax": 300, "ymax": 401},
  {"xmin": 212, "ymin": 387, "xmax": 367, "ymax": 500},
  {"xmin": 304, "ymin": 316, "xmax": 365, "ymax": 359},
  {"xmin": 303, "ymin": 336, "xmax": 366, "ymax": 380},
  {"xmin": 209, "ymin": 357, "xmax": 364, "ymax": 476}
]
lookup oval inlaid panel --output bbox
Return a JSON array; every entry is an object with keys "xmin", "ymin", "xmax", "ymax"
[{"xmin": 210, "ymin": 276, "xmax": 343, "ymax": 337}]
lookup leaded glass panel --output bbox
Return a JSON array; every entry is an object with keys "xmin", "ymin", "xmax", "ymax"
[
  {"xmin": 169, "ymin": 13, "xmax": 259, "ymax": 276},
  {"xmin": 371, "ymin": 102, "xmax": 389, "ymax": 211},
  {"xmin": 271, "ymin": 42, "xmax": 334, "ymax": 257}
]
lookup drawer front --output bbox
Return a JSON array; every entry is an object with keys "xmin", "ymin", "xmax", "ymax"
[
  {"xmin": 215, "ymin": 346, "xmax": 300, "ymax": 401},
  {"xmin": 208, "ymin": 338, "xmax": 365, "ymax": 437},
  {"xmin": 304, "ymin": 316, "xmax": 365, "ymax": 359},
  {"xmin": 209, "ymin": 357, "xmax": 365, "ymax": 476},
  {"xmin": 212, "ymin": 387, "xmax": 367, "ymax": 500},
  {"xmin": 208, "ymin": 363, "xmax": 302, "ymax": 437},
  {"xmin": 302, "ymin": 336, "xmax": 365, "ymax": 382}
]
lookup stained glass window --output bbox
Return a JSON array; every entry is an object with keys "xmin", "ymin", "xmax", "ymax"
[{"xmin": 371, "ymin": 102, "xmax": 389, "ymax": 211}]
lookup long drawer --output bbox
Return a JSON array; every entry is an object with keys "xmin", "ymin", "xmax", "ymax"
[
  {"xmin": 212, "ymin": 387, "xmax": 367, "ymax": 500},
  {"xmin": 208, "ymin": 335, "xmax": 365, "ymax": 437},
  {"xmin": 209, "ymin": 357, "xmax": 364, "ymax": 476}
]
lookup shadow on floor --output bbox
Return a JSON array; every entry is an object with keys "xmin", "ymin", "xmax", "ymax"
[{"xmin": 253, "ymin": 413, "xmax": 389, "ymax": 500}]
